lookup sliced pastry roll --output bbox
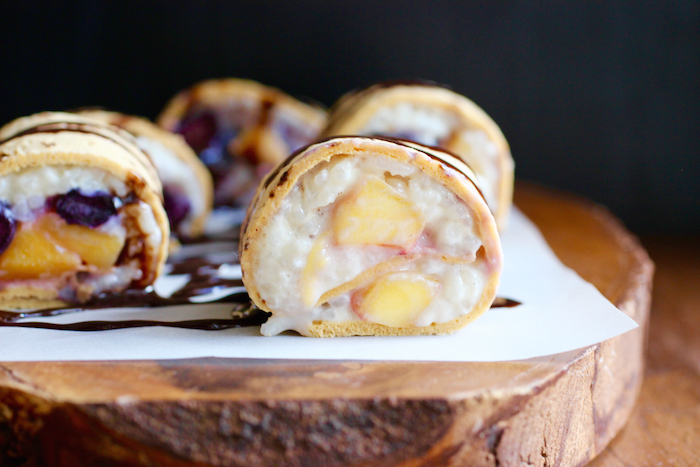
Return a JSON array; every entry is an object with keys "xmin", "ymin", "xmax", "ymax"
[
  {"xmin": 0, "ymin": 112, "xmax": 169, "ymax": 308},
  {"xmin": 322, "ymin": 82, "xmax": 514, "ymax": 229},
  {"xmin": 157, "ymin": 78, "xmax": 327, "ymax": 207},
  {"xmin": 240, "ymin": 136, "xmax": 502, "ymax": 337},
  {"xmin": 76, "ymin": 109, "xmax": 213, "ymax": 239}
]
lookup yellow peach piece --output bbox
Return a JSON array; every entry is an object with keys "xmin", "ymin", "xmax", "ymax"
[
  {"xmin": 354, "ymin": 272, "xmax": 440, "ymax": 327},
  {"xmin": 231, "ymin": 127, "xmax": 286, "ymax": 165},
  {"xmin": 38, "ymin": 214, "xmax": 125, "ymax": 270},
  {"xmin": 300, "ymin": 234, "xmax": 330, "ymax": 307},
  {"xmin": 0, "ymin": 224, "xmax": 81, "ymax": 280},
  {"xmin": 333, "ymin": 176, "xmax": 425, "ymax": 251}
]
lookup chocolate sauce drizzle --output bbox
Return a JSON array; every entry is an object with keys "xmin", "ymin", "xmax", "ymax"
[
  {"xmin": 0, "ymin": 316, "xmax": 267, "ymax": 332},
  {"xmin": 491, "ymin": 297, "xmax": 522, "ymax": 308},
  {"xmin": 0, "ymin": 121, "xmax": 151, "ymax": 174},
  {"xmin": 0, "ymin": 235, "xmax": 269, "ymax": 330}
]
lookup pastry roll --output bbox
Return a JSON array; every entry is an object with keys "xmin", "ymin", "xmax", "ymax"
[
  {"xmin": 240, "ymin": 136, "xmax": 502, "ymax": 337},
  {"xmin": 322, "ymin": 82, "xmax": 514, "ymax": 229},
  {"xmin": 76, "ymin": 109, "xmax": 213, "ymax": 239},
  {"xmin": 157, "ymin": 78, "xmax": 327, "ymax": 207},
  {"xmin": 0, "ymin": 112, "xmax": 169, "ymax": 308}
]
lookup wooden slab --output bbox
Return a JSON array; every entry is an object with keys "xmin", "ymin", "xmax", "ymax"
[
  {"xmin": 0, "ymin": 182, "xmax": 654, "ymax": 467},
  {"xmin": 588, "ymin": 235, "xmax": 700, "ymax": 466}
]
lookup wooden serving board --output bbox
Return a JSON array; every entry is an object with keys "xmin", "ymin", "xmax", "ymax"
[{"xmin": 0, "ymin": 183, "xmax": 653, "ymax": 467}]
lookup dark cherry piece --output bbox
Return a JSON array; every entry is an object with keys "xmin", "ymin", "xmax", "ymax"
[
  {"xmin": 163, "ymin": 186, "xmax": 191, "ymax": 232},
  {"xmin": 54, "ymin": 189, "xmax": 117, "ymax": 227},
  {"xmin": 178, "ymin": 112, "xmax": 218, "ymax": 154},
  {"xmin": 0, "ymin": 202, "xmax": 17, "ymax": 255},
  {"xmin": 198, "ymin": 129, "xmax": 236, "ymax": 167}
]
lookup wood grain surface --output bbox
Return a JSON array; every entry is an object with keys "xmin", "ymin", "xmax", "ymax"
[
  {"xmin": 0, "ymin": 183, "xmax": 654, "ymax": 467},
  {"xmin": 588, "ymin": 235, "xmax": 700, "ymax": 467}
]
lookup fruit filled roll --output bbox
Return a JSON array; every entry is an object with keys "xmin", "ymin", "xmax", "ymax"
[
  {"xmin": 240, "ymin": 136, "xmax": 502, "ymax": 337},
  {"xmin": 322, "ymin": 82, "xmax": 514, "ymax": 229},
  {"xmin": 0, "ymin": 112, "xmax": 169, "ymax": 308},
  {"xmin": 157, "ymin": 78, "xmax": 327, "ymax": 207},
  {"xmin": 76, "ymin": 109, "xmax": 213, "ymax": 240}
]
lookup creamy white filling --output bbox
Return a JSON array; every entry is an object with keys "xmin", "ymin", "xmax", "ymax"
[
  {"xmin": 255, "ymin": 153, "xmax": 484, "ymax": 336},
  {"xmin": 11, "ymin": 196, "xmax": 50, "ymax": 222},
  {"xmin": 97, "ymin": 214, "xmax": 127, "ymax": 237},
  {"xmin": 134, "ymin": 201, "xmax": 162, "ymax": 258},
  {"xmin": 451, "ymin": 130, "xmax": 500, "ymax": 214},
  {"xmin": 410, "ymin": 257, "xmax": 487, "ymax": 327},
  {"xmin": 360, "ymin": 103, "xmax": 457, "ymax": 146},
  {"xmin": 83, "ymin": 263, "xmax": 143, "ymax": 296},
  {"xmin": 357, "ymin": 104, "xmax": 501, "ymax": 215},
  {"xmin": 135, "ymin": 136, "xmax": 205, "ymax": 234},
  {"xmin": 0, "ymin": 166, "xmax": 128, "ymax": 204}
]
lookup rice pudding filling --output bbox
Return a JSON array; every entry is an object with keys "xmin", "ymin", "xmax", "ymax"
[{"xmin": 241, "ymin": 137, "xmax": 503, "ymax": 337}]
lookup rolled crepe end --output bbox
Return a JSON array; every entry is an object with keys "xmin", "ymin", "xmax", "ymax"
[
  {"xmin": 157, "ymin": 78, "xmax": 327, "ymax": 208},
  {"xmin": 240, "ymin": 136, "xmax": 502, "ymax": 337},
  {"xmin": 0, "ymin": 113, "xmax": 170, "ymax": 306}
]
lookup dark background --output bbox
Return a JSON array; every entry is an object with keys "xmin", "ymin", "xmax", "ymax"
[{"xmin": 1, "ymin": 1, "xmax": 698, "ymax": 234}]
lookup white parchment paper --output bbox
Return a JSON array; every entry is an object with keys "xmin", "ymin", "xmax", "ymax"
[{"xmin": 0, "ymin": 208, "xmax": 638, "ymax": 362}]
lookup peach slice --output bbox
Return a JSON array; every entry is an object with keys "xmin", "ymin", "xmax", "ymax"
[
  {"xmin": 0, "ymin": 223, "xmax": 82, "ymax": 280},
  {"xmin": 333, "ymin": 176, "xmax": 425, "ymax": 252},
  {"xmin": 38, "ymin": 214, "xmax": 125, "ymax": 270},
  {"xmin": 353, "ymin": 272, "xmax": 440, "ymax": 327},
  {"xmin": 300, "ymin": 233, "xmax": 331, "ymax": 307},
  {"xmin": 231, "ymin": 127, "xmax": 287, "ymax": 165}
]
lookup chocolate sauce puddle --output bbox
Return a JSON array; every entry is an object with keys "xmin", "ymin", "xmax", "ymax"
[{"xmin": 490, "ymin": 298, "xmax": 522, "ymax": 308}]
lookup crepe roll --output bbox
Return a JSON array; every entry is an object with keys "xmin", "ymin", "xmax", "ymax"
[
  {"xmin": 240, "ymin": 136, "xmax": 502, "ymax": 337},
  {"xmin": 76, "ymin": 109, "xmax": 213, "ymax": 239},
  {"xmin": 0, "ymin": 112, "xmax": 169, "ymax": 308},
  {"xmin": 322, "ymin": 82, "xmax": 514, "ymax": 229},
  {"xmin": 157, "ymin": 78, "xmax": 327, "ymax": 207}
]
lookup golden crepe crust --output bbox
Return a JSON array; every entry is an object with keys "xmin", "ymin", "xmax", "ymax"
[
  {"xmin": 240, "ymin": 136, "xmax": 502, "ymax": 336},
  {"xmin": 307, "ymin": 311, "xmax": 485, "ymax": 337},
  {"xmin": 321, "ymin": 84, "xmax": 514, "ymax": 230},
  {"xmin": 76, "ymin": 110, "xmax": 214, "ymax": 238},
  {"xmin": 0, "ymin": 112, "xmax": 161, "ymax": 187},
  {"xmin": 156, "ymin": 78, "xmax": 327, "ymax": 137},
  {"xmin": 0, "ymin": 112, "xmax": 170, "ymax": 306},
  {"xmin": 0, "ymin": 294, "xmax": 66, "ymax": 310}
]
